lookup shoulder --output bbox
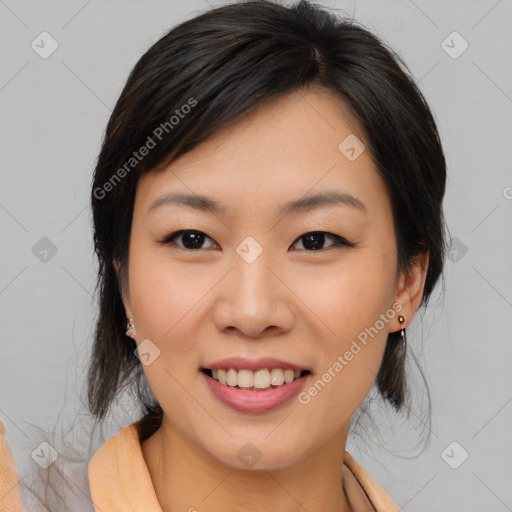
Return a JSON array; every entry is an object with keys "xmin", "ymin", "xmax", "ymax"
[
  {"xmin": 343, "ymin": 451, "xmax": 401, "ymax": 512},
  {"xmin": 88, "ymin": 422, "xmax": 161, "ymax": 512},
  {"xmin": 0, "ymin": 421, "xmax": 24, "ymax": 512},
  {"xmin": 88, "ymin": 424, "xmax": 137, "ymax": 510}
]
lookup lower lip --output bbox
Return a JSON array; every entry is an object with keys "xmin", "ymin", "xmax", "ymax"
[{"xmin": 201, "ymin": 371, "xmax": 310, "ymax": 414}]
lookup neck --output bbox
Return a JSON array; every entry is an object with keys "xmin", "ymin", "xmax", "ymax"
[{"xmin": 142, "ymin": 418, "xmax": 355, "ymax": 512}]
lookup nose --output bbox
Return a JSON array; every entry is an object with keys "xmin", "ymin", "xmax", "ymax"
[{"xmin": 212, "ymin": 253, "xmax": 296, "ymax": 339}]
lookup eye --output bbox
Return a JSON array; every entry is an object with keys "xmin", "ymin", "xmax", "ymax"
[
  {"xmin": 290, "ymin": 231, "xmax": 353, "ymax": 251},
  {"xmin": 161, "ymin": 230, "xmax": 218, "ymax": 250},
  {"xmin": 160, "ymin": 230, "xmax": 353, "ymax": 251}
]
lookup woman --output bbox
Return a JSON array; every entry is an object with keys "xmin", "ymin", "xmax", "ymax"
[{"xmin": 3, "ymin": 0, "xmax": 447, "ymax": 510}]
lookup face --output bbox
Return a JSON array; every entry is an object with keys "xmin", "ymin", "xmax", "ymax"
[{"xmin": 121, "ymin": 88, "xmax": 411, "ymax": 470}]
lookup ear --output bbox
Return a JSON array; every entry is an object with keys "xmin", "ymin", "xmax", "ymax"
[
  {"xmin": 391, "ymin": 251, "xmax": 429, "ymax": 332},
  {"xmin": 113, "ymin": 258, "xmax": 132, "ymax": 317}
]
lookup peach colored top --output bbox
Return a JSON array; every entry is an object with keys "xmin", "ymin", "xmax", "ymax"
[
  {"xmin": 0, "ymin": 420, "xmax": 400, "ymax": 511},
  {"xmin": 88, "ymin": 423, "xmax": 401, "ymax": 512},
  {"xmin": 0, "ymin": 422, "xmax": 24, "ymax": 512}
]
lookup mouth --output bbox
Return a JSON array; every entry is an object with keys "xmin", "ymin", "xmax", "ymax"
[
  {"xmin": 200, "ymin": 357, "xmax": 313, "ymax": 413},
  {"xmin": 200, "ymin": 367, "xmax": 311, "ymax": 391}
]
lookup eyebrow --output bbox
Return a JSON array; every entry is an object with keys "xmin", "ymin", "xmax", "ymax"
[{"xmin": 147, "ymin": 190, "xmax": 367, "ymax": 216}]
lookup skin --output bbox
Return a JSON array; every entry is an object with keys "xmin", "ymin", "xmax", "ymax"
[{"xmin": 117, "ymin": 86, "xmax": 429, "ymax": 511}]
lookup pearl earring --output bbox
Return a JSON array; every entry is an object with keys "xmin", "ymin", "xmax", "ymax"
[{"xmin": 126, "ymin": 318, "xmax": 136, "ymax": 339}]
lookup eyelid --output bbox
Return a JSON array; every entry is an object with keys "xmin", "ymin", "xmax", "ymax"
[
  {"xmin": 290, "ymin": 232, "xmax": 355, "ymax": 251},
  {"xmin": 160, "ymin": 229, "xmax": 218, "ymax": 248},
  {"xmin": 160, "ymin": 229, "xmax": 355, "ymax": 250}
]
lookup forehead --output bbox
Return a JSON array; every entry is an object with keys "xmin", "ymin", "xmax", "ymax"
[{"xmin": 134, "ymin": 88, "xmax": 389, "ymax": 220}]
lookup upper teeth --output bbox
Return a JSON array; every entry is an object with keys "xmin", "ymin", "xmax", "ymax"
[{"xmin": 211, "ymin": 368, "xmax": 302, "ymax": 389}]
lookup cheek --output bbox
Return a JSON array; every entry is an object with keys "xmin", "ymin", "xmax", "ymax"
[
  {"xmin": 293, "ymin": 246, "xmax": 397, "ymax": 344},
  {"xmin": 292, "ymin": 247, "xmax": 396, "ymax": 404},
  {"xmin": 291, "ymin": 275, "xmax": 394, "ymax": 444},
  {"xmin": 127, "ymin": 247, "xmax": 208, "ymax": 364},
  {"xmin": 127, "ymin": 251, "xmax": 206, "ymax": 417}
]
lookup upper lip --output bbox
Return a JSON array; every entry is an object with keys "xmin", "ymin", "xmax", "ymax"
[{"xmin": 202, "ymin": 357, "xmax": 311, "ymax": 372}]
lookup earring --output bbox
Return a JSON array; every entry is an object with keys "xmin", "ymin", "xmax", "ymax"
[
  {"xmin": 379, "ymin": 313, "xmax": 408, "ymax": 411},
  {"xmin": 126, "ymin": 318, "xmax": 136, "ymax": 339},
  {"xmin": 398, "ymin": 314, "xmax": 407, "ymax": 355}
]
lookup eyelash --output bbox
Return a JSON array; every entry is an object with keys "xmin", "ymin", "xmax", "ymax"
[{"xmin": 159, "ymin": 230, "xmax": 355, "ymax": 251}]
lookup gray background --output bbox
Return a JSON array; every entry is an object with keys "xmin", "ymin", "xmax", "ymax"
[{"xmin": 1, "ymin": 0, "xmax": 511, "ymax": 510}]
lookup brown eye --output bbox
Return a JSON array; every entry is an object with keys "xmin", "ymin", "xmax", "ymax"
[
  {"xmin": 162, "ymin": 230, "xmax": 218, "ymax": 250},
  {"xmin": 161, "ymin": 230, "xmax": 353, "ymax": 252},
  {"xmin": 291, "ymin": 231, "xmax": 352, "ymax": 251}
]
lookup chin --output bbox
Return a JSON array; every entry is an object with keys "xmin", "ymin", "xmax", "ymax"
[{"xmin": 201, "ymin": 433, "xmax": 311, "ymax": 472}]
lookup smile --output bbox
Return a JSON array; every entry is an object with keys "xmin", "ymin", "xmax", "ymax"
[{"xmin": 201, "ymin": 368, "xmax": 311, "ymax": 391}]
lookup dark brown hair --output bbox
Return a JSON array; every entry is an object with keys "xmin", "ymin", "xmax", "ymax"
[{"xmin": 88, "ymin": 0, "xmax": 447, "ymax": 434}]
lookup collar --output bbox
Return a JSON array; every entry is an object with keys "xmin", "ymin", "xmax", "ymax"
[{"xmin": 89, "ymin": 422, "xmax": 400, "ymax": 512}]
